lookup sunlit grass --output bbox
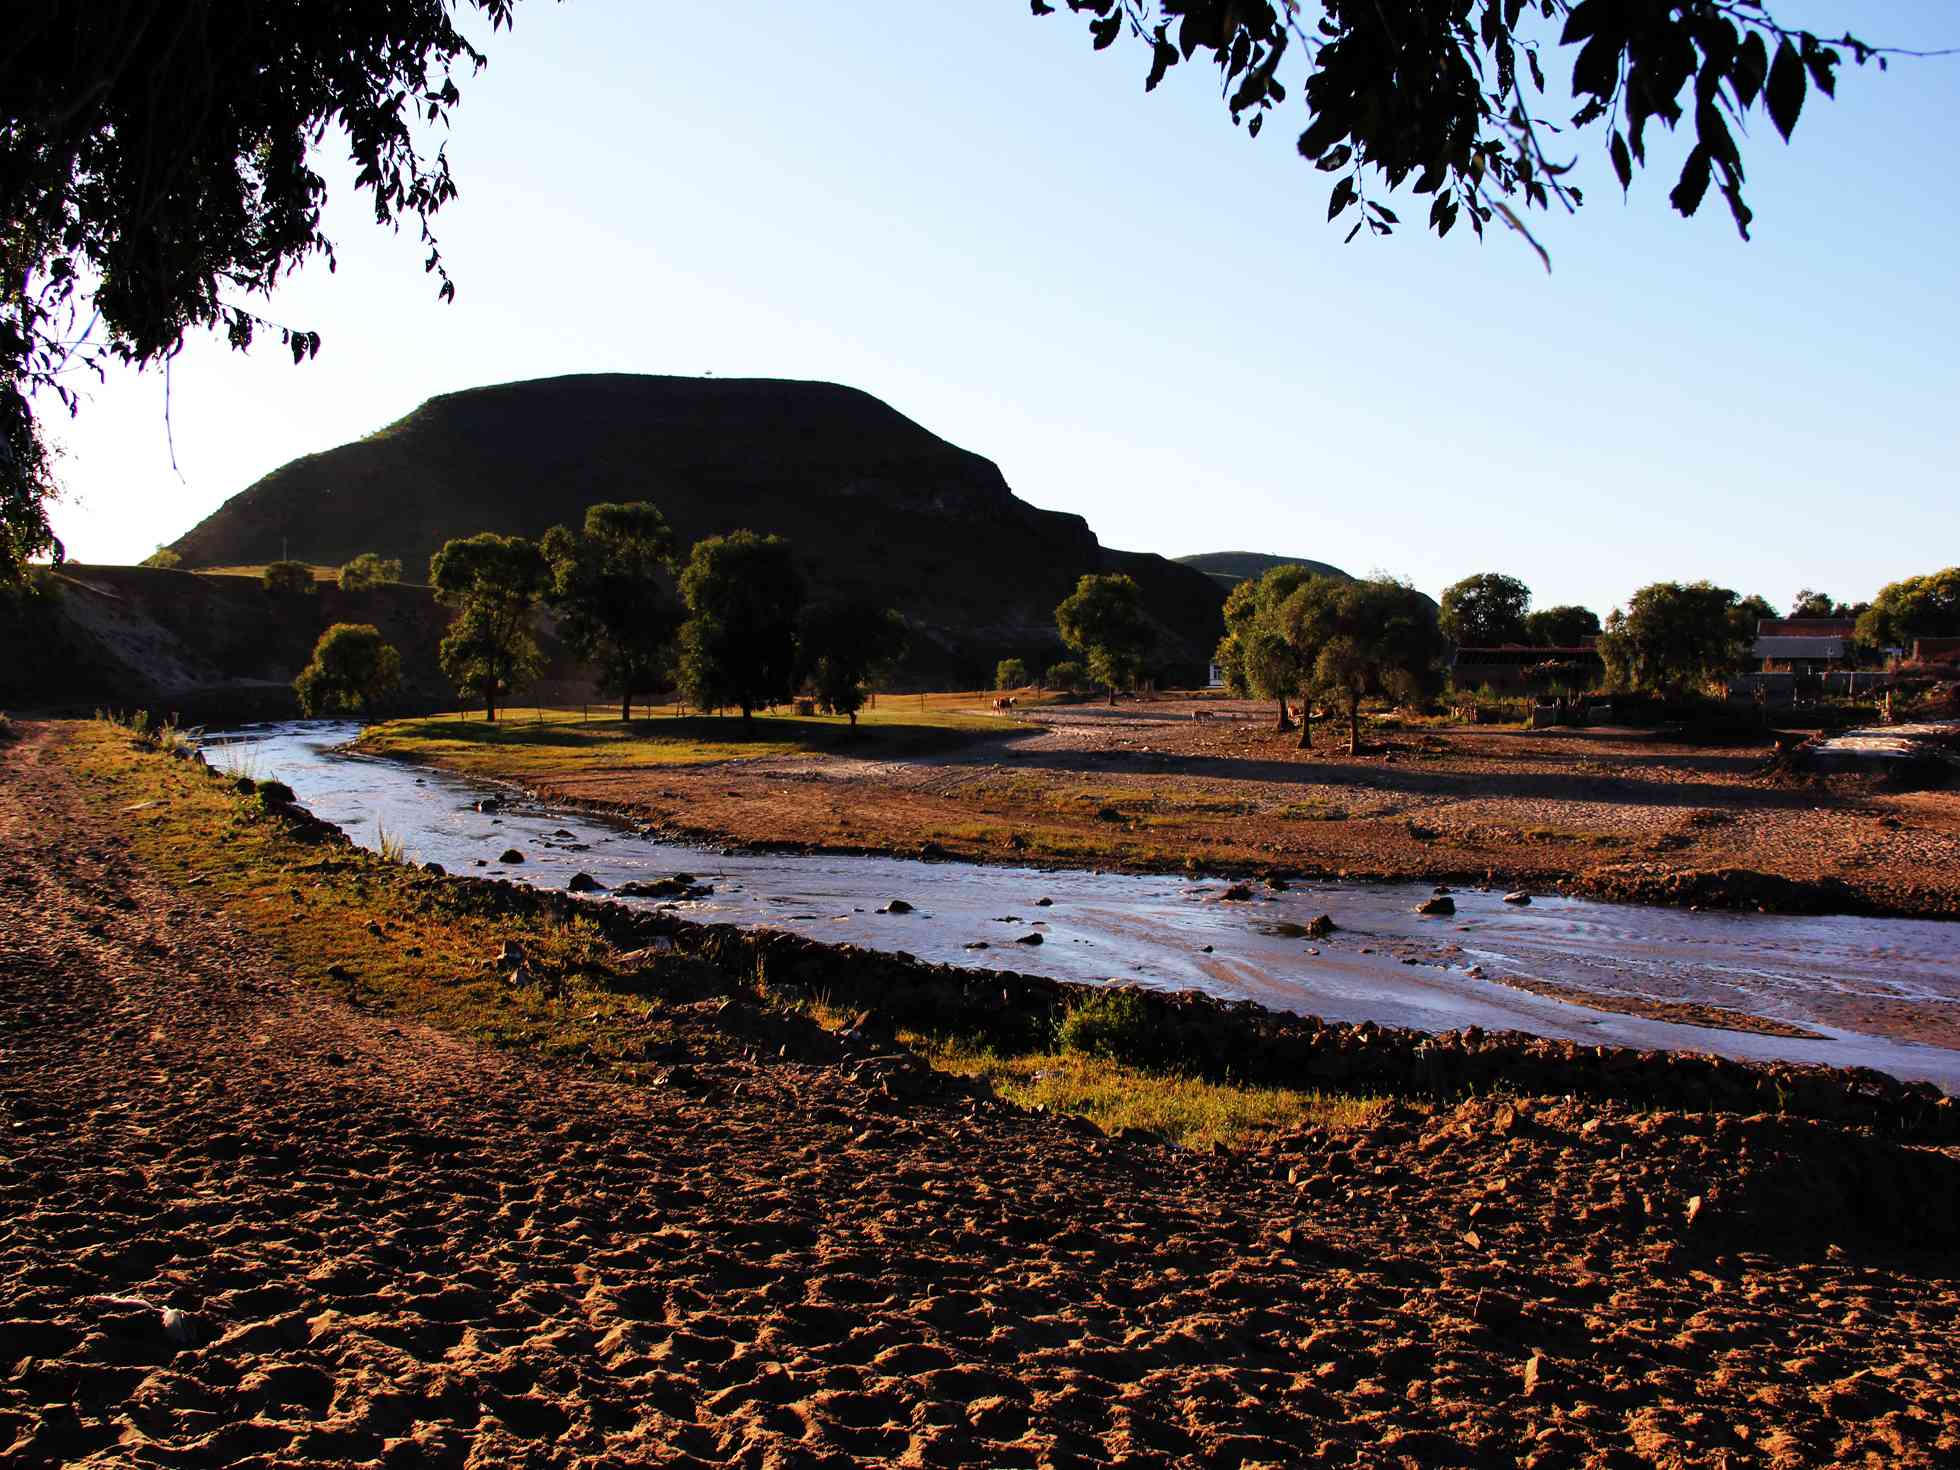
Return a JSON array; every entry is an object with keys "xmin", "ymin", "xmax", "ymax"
[{"xmin": 357, "ymin": 699, "xmax": 1036, "ymax": 778}]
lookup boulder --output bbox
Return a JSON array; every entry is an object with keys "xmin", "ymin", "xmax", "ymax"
[
  {"xmin": 567, "ymin": 872, "xmax": 603, "ymax": 893},
  {"xmin": 1306, "ymin": 914, "xmax": 1338, "ymax": 938},
  {"xmin": 498, "ymin": 848, "xmax": 525, "ymax": 864},
  {"xmin": 1503, "ymin": 891, "xmax": 1532, "ymax": 905},
  {"xmin": 1416, "ymin": 896, "xmax": 1456, "ymax": 916},
  {"xmin": 879, "ymin": 899, "xmax": 915, "ymax": 915}
]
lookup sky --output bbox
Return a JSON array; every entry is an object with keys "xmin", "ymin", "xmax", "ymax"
[{"xmin": 40, "ymin": 0, "xmax": 1960, "ymax": 616}]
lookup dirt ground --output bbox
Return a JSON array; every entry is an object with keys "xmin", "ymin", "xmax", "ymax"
[
  {"xmin": 517, "ymin": 700, "xmax": 1960, "ymax": 919},
  {"xmin": 6, "ymin": 724, "xmax": 1960, "ymax": 1467}
]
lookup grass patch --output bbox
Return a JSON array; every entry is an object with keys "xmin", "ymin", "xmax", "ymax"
[
  {"xmin": 358, "ymin": 702, "xmax": 1032, "ymax": 779},
  {"xmin": 918, "ymin": 1042, "xmax": 1383, "ymax": 1151},
  {"xmin": 1277, "ymin": 799, "xmax": 1349, "ymax": 821}
]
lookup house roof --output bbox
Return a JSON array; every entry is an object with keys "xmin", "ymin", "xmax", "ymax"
[{"xmin": 1754, "ymin": 636, "xmax": 1847, "ymax": 659}]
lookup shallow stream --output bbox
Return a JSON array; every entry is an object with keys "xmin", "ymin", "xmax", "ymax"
[{"xmin": 206, "ymin": 722, "xmax": 1960, "ymax": 1091}]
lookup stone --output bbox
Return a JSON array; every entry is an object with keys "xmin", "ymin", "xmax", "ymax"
[
  {"xmin": 1416, "ymin": 896, "xmax": 1455, "ymax": 916},
  {"xmin": 1307, "ymin": 913, "xmax": 1337, "ymax": 937},
  {"xmin": 1015, "ymin": 931, "xmax": 1044, "ymax": 946},
  {"xmin": 879, "ymin": 899, "xmax": 914, "ymax": 914},
  {"xmin": 423, "ymin": 861, "xmax": 446, "ymax": 876},
  {"xmin": 1034, "ymin": 897, "xmax": 1053, "ymax": 907},
  {"xmin": 1219, "ymin": 883, "xmax": 1256, "ymax": 902},
  {"xmin": 1503, "ymin": 891, "xmax": 1533, "ymax": 905},
  {"xmin": 498, "ymin": 848, "xmax": 525, "ymax": 864},
  {"xmin": 567, "ymin": 872, "xmax": 602, "ymax": 893}
]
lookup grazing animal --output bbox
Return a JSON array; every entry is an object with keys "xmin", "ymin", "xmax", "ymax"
[{"xmin": 992, "ymin": 696, "xmax": 1017, "ymax": 711}]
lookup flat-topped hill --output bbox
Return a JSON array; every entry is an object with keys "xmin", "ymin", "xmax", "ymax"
[
  {"xmin": 168, "ymin": 375, "xmax": 1225, "ymax": 684},
  {"xmin": 1175, "ymin": 550, "xmax": 1354, "ymax": 589}
]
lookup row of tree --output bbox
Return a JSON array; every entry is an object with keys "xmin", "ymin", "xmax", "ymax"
[{"xmin": 1215, "ymin": 567, "xmax": 1446, "ymax": 752}]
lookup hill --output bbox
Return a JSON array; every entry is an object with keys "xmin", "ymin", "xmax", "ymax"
[
  {"xmin": 1175, "ymin": 551, "xmax": 1355, "ymax": 590},
  {"xmin": 168, "ymin": 375, "xmax": 1226, "ymax": 686}
]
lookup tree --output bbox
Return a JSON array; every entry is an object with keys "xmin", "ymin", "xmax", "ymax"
[
  {"xmin": 141, "ymin": 546, "xmax": 181, "ymax": 570},
  {"xmin": 429, "ymin": 532, "xmax": 548, "ymax": 721},
  {"xmin": 1045, "ymin": 660, "xmax": 1088, "ymax": 693},
  {"xmin": 1214, "ymin": 564, "xmax": 1323, "ymax": 731},
  {"xmin": 338, "ymin": 553, "xmax": 405, "ymax": 591},
  {"xmin": 4, "ymin": 2, "xmax": 524, "ymax": 586},
  {"xmin": 676, "ymin": 532, "xmax": 804, "ymax": 726},
  {"xmin": 262, "ymin": 560, "xmax": 314, "ymax": 596},
  {"xmin": 1523, "ymin": 604, "xmax": 1601, "ymax": 647},
  {"xmin": 1857, "ymin": 568, "xmax": 1960, "ymax": 650},
  {"xmin": 1730, "ymin": 593, "xmax": 1777, "ymax": 647},
  {"xmin": 1056, "ymin": 573, "xmax": 1153, "ymax": 705},
  {"xmin": 1597, "ymin": 581, "xmax": 1751, "ymax": 693},
  {"xmin": 996, "ymin": 657, "xmax": 1031, "ymax": 691},
  {"xmin": 802, "ymin": 601, "xmax": 909, "ymax": 728},
  {"xmin": 293, "ymin": 624, "xmax": 402, "ymax": 717},
  {"xmin": 1039, "ymin": 4, "xmax": 1910, "ymax": 257},
  {"xmin": 1280, "ymin": 577, "xmax": 1446, "ymax": 754},
  {"xmin": 1439, "ymin": 572, "xmax": 1530, "ymax": 647},
  {"xmin": 541, "ymin": 502, "xmax": 680, "ymax": 722}
]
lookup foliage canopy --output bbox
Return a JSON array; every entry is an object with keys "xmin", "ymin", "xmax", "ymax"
[
  {"xmin": 294, "ymin": 623, "xmax": 403, "ymax": 716},
  {"xmin": 338, "ymin": 553, "xmax": 405, "ymax": 591},
  {"xmin": 676, "ymin": 531, "xmax": 805, "ymax": 724},
  {"xmin": 1056, "ymin": 573, "xmax": 1153, "ymax": 703},
  {"xmin": 1523, "ymin": 603, "xmax": 1601, "ymax": 647},
  {"xmin": 1857, "ymin": 568, "xmax": 1960, "ymax": 651},
  {"xmin": 801, "ymin": 601, "xmax": 909, "ymax": 727},
  {"xmin": 541, "ymin": 502, "xmax": 680, "ymax": 722},
  {"xmin": 430, "ymin": 531, "xmax": 548, "ymax": 721},
  {"xmin": 1596, "ymin": 580, "xmax": 1750, "ymax": 692},
  {"xmin": 1214, "ymin": 563, "xmax": 1324, "ymax": 729},
  {"xmin": 1279, "ymin": 575, "xmax": 1446, "ymax": 752},
  {"xmin": 1439, "ymin": 572, "xmax": 1530, "ymax": 647}
]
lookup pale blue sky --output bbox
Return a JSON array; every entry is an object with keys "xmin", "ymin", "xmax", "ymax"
[{"xmin": 44, "ymin": 1, "xmax": 1958, "ymax": 615}]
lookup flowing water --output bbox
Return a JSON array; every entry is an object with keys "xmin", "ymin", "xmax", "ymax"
[{"xmin": 206, "ymin": 722, "xmax": 1960, "ymax": 1091}]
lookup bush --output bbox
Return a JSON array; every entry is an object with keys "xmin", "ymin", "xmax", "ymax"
[
  {"xmin": 1057, "ymin": 988, "xmax": 1178, "ymax": 1069},
  {"xmin": 262, "ymin": 560, "xmax": 315, "ymax": 595},
  {"xmin": 294, "ymin": 623, "xmax": 403, "ymax": 715},
  {"xmin": 995, "ymin": 657, "xmax": 1030, "ymax": 690},
  {"xmin": 141, "ymin": 546, "xmax": 181, "ymax": 569},
  {"xmin": 1044, "ymin": 659, "xmax": 1087, "ymax": 692},
  {"xmin": 0, "ymin": 712, "xmax": 14, "ymax": 744},
  {"xmin": 337, "ymin": 552, "xmax": 403, "ymax": 590},
  {"xmin": 255, "ymin": 778, "xmax": 296, "ymax": 807}
]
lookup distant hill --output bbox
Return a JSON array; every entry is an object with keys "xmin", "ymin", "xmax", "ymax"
[
  {"xmin": 1175, "ymin": 551, "xmax": 1354, "ymax": 591},
  {"xmin": 169, "ymin": 375, "xmax": 1226, "ymax": 686}
]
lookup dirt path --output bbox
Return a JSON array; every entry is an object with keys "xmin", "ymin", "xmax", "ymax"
[{"xmin": 4, "ymin": 725, "xmax": 1959, "ymax": 1468}]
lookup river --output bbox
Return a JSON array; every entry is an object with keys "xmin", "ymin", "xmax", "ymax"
[{"xmin": 204, "ymin": 722, "xmax": 1960, "ymax": 1091}]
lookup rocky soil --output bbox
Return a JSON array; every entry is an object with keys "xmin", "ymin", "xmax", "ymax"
[{"xmin": 4, "ymin": 724, "xmax": 1960, "ymax": 1468}]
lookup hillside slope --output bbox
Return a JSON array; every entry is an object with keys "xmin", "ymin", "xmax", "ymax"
[
  {"xmin": 1174, "ymin": 551, "xmax": 1354, "ymax": 590},
  {"xmin": 170, "ymin": 375, "xmax": 1225, "ymax": 685}
]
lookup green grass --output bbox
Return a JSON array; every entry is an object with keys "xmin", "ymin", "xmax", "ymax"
[{"xmin": 358, "ymin": 701, "xmax": 1033, "ymax": 778}]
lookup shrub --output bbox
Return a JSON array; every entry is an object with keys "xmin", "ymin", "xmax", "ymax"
[
  {"xmin": 255, "ymin": 778, "xmax": 296, "ymax": 806},
  {"xmin": 141, "ymin": 546, "xmax": 181, "ymax": 569},
  {"xmin": 262, "ymin": 560, "xmax": 315, "ymax": 595},
  {"xmin": 337, "ymin": 552, "xmax": 404, "ymax": 590},
  {"xmin": 0, "ymin": 712, "xmax": 14, "ymax": 744},
  {"xmin": 1044, "ymin": 659, "xmax": 1087, "ymax": 692},
  {"xmin": 294, "ymin": 623, "xmax": 403, "ymax": 715},
  {"xmin": 1057, "ymin": 988, "xmax": 1178, "ymax": 1069},
  {"xmin": 995, "ymin": 657, "xmax": 1030, "ymax": 690}
]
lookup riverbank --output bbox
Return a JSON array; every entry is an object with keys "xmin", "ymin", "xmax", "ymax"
[
  {"xmin": 7, "ymin": 720, "xmax": 1960, "ymax": 1467},
  {"xmin": 358, "ymin": 696, "xmax": 1960, "ymax": 920}
]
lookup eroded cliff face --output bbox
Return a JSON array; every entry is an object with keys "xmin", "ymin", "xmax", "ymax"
[{"xmin": 167, "ymin": 374, "xmax": 1224, "ymax": 686}]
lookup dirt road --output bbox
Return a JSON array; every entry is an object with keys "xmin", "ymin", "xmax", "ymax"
[{"xmin": 4, "ymin": 725, "xmax": 1958, "ymax": 1467}]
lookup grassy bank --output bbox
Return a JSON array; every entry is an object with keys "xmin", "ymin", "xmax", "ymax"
[
  {"xmin": 356, "ymin": 698, "xmax": 1034, "ymax": 779},
  {"xmin": 62, "ymin": 718, "xmax": 1368, "ymax": 1148}
]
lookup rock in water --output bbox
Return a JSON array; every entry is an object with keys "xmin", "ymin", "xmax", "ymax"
[
  {"xmin": 1416, "ymin": 896, "xmax": 1456, "ymax": 916},
  {"xmin": 498, "ymin": 848, "xmax": 525, "ymax": 864},
  {"xmin": 567, "ymin": 872, "xmax": 602, "ymax": 893},
  {"xmin": 879, "ymin": 899, "xmax": 914, "ymax": 914},
  {"xmin": 1503, "ymin": 891, "xmax": 1532, "ymax": 905}
]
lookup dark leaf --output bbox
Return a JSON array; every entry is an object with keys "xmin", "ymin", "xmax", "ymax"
[
  {"xmin": 1369, "ymin": 202, "xmax": 1399, "ymax": 225},
  {"xmin": 1669, "ymin": 145, "xmax": 1712, "ymax": 216},
  {"xmin": 1526, "ymin": 47, "xmax": 1545, "ymax": 93},
  {"xmin": 1248, "ymin": 112, "xmax": 1262, "ymax": 137},
  {"xmin": 1609, "ymin": 130, "xmax": 1631, "ymax": 192},
  {"xmin": 1030, "ymin": 0, "xmax": 1054, "ymax": 13},
  {"xmin": 1804, "ymin": 43, "xmax": 1838, "ymax": 97},
  {"xmin": 1344, "ymin": 221, "xmax": 1363, "ymax": 243},
  {"xmin": 1766, "ymin": 39, "xmax": 1805, "ymax": 139},
  {"xmin": 1145, "ymin": 35, "xmax": 1177, "ymax": 91},
  {"xmin": 1315, "ymin": 143, "xmax": 1353, "ymax": 172},
  {"xmin": 1732, "ymin": 30, "xmax": 1768, "ymax": 106},
  {"xmin": 1328, "ymin": 176, "xmax": 1356, "ymax": 220},
  {"xmin": 1090, "ymin": 12, "xmax": 1121, "ymax": 50}
]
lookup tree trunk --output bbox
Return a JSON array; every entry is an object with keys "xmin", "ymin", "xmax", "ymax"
[
  {"xmin": 740, "ymin": 701, "xmax": 752, "ymax": 728},
  {"xmin": 484, "ymin": 683, "xmax": 498, "ymax": 724},
  {"xmin": 1107, "ymin": 683, "xmax": 1117, "ymax": 707},
  {"xmin": 848, "ymin": 709, "xmax": 858, "ymax": 728},
  {"xmin": 621, "ymin": 694, "xmax": 632, "ymax": 723},
  {"xmin": 1275, "ymin": 697, "xmax": 1293, "ymax": 732},
  {"xmin": 1348, "ymin": 695, "xmax": 1361, "ymax": 755},
  {"xmin": 1297, "ymin": 695, "xmax": 1313, "ymax": 749}
]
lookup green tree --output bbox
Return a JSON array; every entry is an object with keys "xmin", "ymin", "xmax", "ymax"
[
  {"xmin": 1044, "ymin": 660, "xmax": 1088, "ymax": 693},
  {"xmin": 1056, "ymin": 573, "xmax": 1152, "ymax": 706},
  {"xmin": 1523, "ymin": 604, "xmax": 1601, "ymax": 647},
  {"xmin": 676, "ymin": 531, "xmax": 804, "ymax": 726},
  {"xmin": 1857, "ymin": 568, "xmax": 1960, "ymax": 650},
  {"xmin": 1214, "ymin": 563, "xmax": 1323, "ymax": 732},
  {"xmin": 1597, "ymin": 581, "xmax": 1751, "ymax": 693},
  {"xmin": 541, "ymin": 502, "xmax": 680, "ymax": 723},
  {"xmin": 262, "ymin": 560, "xmax": 314, "ymax": 596},
  {"xmin": 338, "ymin": 553, "xmax": 404, "ymax": 591},
  {"xmin": 1439, "ymin": 572, "xmax": 1530, "ymax": 647},
  {"xmin": 1280, "ymin": 577, "xmax": 1446, "ymax": 754},
  {"xmin": 141, "ymin": 546, "xmax": 181, "ymax": 570},
  {"xmin": 1042, "ymin": 4, "xmax": 1903, "ymax": 254},
  {"xmin": 429, "ymin": 532, "xmax": 548, "ymax": 721},
  {"xmin": 995, "ymin": 657, "xmax": 1031, "ymax": 691},
  {"xmin": 293, "ymin": 623, "xmax": 403, "ymax": 717},
  {"xmin": 801, "ymin": 601, "xmax": 908, "ymax": 729}
]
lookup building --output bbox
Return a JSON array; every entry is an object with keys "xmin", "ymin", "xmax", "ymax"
[
  {"xmin": 1753, "ymin": 617, "xmax": 1856, "ymax": 673},
  {"xmin": 1449, "ymin": 644, "xmax": 1604, "ymax": 693}
]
